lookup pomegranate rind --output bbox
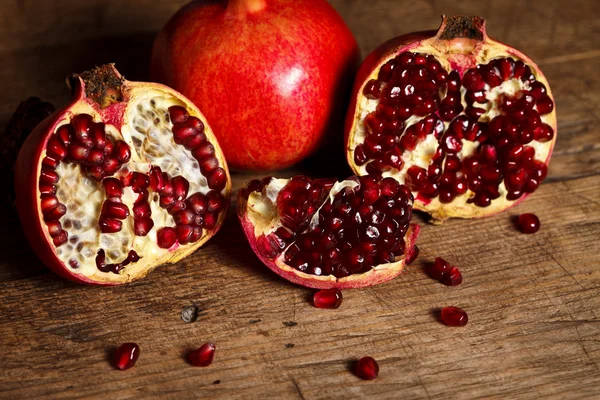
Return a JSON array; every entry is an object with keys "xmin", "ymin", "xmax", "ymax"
[
  {"xmin": 237, "ymin": 185, "xmax": 420, "ymax": 289},
  {"xmin": 344, "ymin": 16, "xmax": 557, "ymax": 223},
  {"xmin": 15, "ymin": 65, "xmax": 231, "ymax": 285}
]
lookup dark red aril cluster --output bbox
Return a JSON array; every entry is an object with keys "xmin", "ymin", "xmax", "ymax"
[
  {"xmin": 357, "ymin": 52, "xmax": 554, "ymax": 207},
  {"xmin": 248, "ymin": 175, "xmax": 414, "ymax": 278},
  {"xmin": 114, "ymin": 342, "xmax": 140, "ymax": 371},
  {"xmin": 169, "ymin": 106, "xmax": 227, "ymax": 192},
  {"xmin": 313, "ymin": 288, "xmax": 343, "ymax": 309},
  {"xmin": 41, "ymin": 114, "xmax": 133, "ymax": 246},
  {"xmin": 441, "ymin": 306, "xmax": 469, "ymax": 327},
  {"xmin": 189, "ymin": 342, "xmax": 216, "ymax": 367},
  {"xmin": 516, "ymin": 213, "xmax": 540, "ymax": 234},
  {"xmin": 355, "ymin": 356, "xmax": 379, "ymax": 380},
  {"xmin": 427, "ymin": 257, "xmax": 462, "ymax": 286}
]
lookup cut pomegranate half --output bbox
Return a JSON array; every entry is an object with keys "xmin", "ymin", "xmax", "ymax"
[
  {"xmin": 238, "ymin": 175, "xmax": 420, "ymax": 289},
  {"xmin": 14, "ymin": 65, "xmax": 231, "ymax": 285},
  {"xmin": 345, "ymin": 16, "xmax": 557, "ymax": 222}
]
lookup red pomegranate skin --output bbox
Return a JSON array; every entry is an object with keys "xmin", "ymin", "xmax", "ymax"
[{"xmin": 151, "ymin": 0, "xmax": 360, "ymax": 171}]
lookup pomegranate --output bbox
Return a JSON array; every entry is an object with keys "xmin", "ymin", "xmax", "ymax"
[
  {"xmin": 345, "ymin": 16, "xmax": 557, "ymax": 222},
  {"xmin": 238, "ymin": 175, "xmax": 420, "ymax": 289},
  {"xmin": 355, "ymin": 356, "xmax": 379, "ymax": 380},
  {"xmin": 14, "ymin": 65, "xmax": 231, "ymax": 285},
  {"xmin": 114, "ymin": 343, "xmax": 140, "ymax": 370},
  {"xmin": 150, "ymin": 0, "xmax": 360, "ymax": 171}
]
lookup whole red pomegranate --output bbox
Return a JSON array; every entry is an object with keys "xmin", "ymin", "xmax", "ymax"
[
  {"xmin": 15, "ymin": 65, "xmax": 231, "ymax": 285},
  {"xmin": 345, "ymin": 16, "xmax": 557, "ymax": 222},
  {"xmin": 150, "ymin": 0, "xmax": 360, "ymax": 171},
  {"xmin": 238, "ymin": 175, "xmax": 419, "ymax": 289}
]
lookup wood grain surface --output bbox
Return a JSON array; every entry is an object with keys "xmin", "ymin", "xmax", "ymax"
[{"xmin": 1, "ymin": 0, "xmax": 599, "ymax": 399}]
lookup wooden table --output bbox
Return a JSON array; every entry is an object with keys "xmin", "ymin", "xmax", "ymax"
[{"xmin": 1, "ymin": 1, "xmax": 599, "ymax": 398}]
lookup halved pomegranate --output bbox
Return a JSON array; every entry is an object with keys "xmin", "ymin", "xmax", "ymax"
[
  {"xmin": 15, "ymin": 65, "xmax": 231, "ymax": 285},
  {"xmin": 238, "ymin": 175, "xmax": 420, "ymax": 289},
  {"xmin": 345, "ymin": 16, "xmax": 557, "ymax": 222}
]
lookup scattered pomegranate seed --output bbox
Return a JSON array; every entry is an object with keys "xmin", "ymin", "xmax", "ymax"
[
  {"xmin": 516, "ymin": 213, "xmax": 540, "ymax": 234},
  {"xmin": 441, "ymin": 306, "xmax": 468, "ymax": 327},
  {"xmin": 189, "ymin": 342, "xmax": 216, "ymax": 367},
  {"xmin": 114, "ymin": 343, "xmax": 140, "ymax": 370},
  {"xmin": 355, "ymin": 356, "xmax": 379, "ymax": 380},
  {"xmin": 313, "ymin": 288, "xmax": 343, "ymax": 309},
  {"xmin": 440, "ymin": 266, "xmax": 463, "ymax": 286},
  {"xmin": 427, "ymin": 257, "xmax": 450, "ymax": 280}
]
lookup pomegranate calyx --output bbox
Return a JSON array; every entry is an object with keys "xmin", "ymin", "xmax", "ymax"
[
  {"xmin": 436, "ymin": 15, "xmax": 486, "ymax": 42},
  {"xmin": 68, "ymin": 64, "xmax": 125, "ymax": 109}
]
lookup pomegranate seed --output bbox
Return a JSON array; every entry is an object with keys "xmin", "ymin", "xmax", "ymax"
[
  {"xmin": 132, "ymin": 202, "xmax": 151, "ymax": 219},
  {"xmin": 168, "ymin": 105, "xmax": 189, "ymax": 124},
  {"xmin": 43, "ymin": 203, "xmax": 67, "ymax": 221},
  {"xmin": 103, "ymin": 158, "xmax": 120, "ymax": 175},
  {"xmin": 102, "ymin": 200, "xmax": 130, "ymax": 219},
  {"xmin": 67, "ymin": 143, "xmax": 90, "ymax": 163},
  {"xmin": 207, "ymin": 191, "xmax": 223, "ymax": 212},
  {"xmin": 171, "ymin": 176, "xmax": 190, "ymax": 200},
  {"xmin": 56, "ymin": 124, "xmax": 74, "ymax": 146},
  {"xmin": 189, "ymin": 342, "xmax": 216, "ymax": 367},
  {"xmin": 39, "ymin": 184, "xmax": 57, "ymax": 195},
  {"xmin": 534, "ymin": 124, "xmax": 554, "ymax": 142},
  {"xmin": 114, "ymin": 343, "xmax": 140, "ymax": 371},
  {"xmin": 53, "ymin": 231, "xmax": 68, "ymax": 246},
  {"xmin": 208, "ymin": 168, "xmax": 227, "ymax": 191},
  {"xmin": 192, "ymin": 142, "xmax": 215, "ymax": 160},
  {"xmin": 134, "ymin": 218, "xmax": 154, "ymax": 236},
  {"xmin": 157, "ymin": 227, "xmax": 178, "ymax": 249},
  {"xmin": 313, "ymin": 288, "xmax": 343, "ymax": 309},
  {"xmin": 46, "ymin": 220, "xmax": 63, "ymax": 237},
  {"xmin": 103, "ymin": 178, "xmax": 123, "ymax": 197},
  {"xmin": 87, "ymin": 149, "xmax": 105, "ymax": 165},
  {"xmin": 187, "ymin": 193, "xmax": 207, "ymax": 214},
  {"xmin": 99, "ymin": 217, "xmax": 122, "ymax": 233},
  {"xmin": 363, "ymin": 79, "xmax": 381, "ymax": 99},
  {"xmin": 40, "ymin": 194, "xmax": 59, "ymax": 213},
  {"xmin": 441, "ymin": 266, "xmax": 463, "ymax": 286},
  {"xmin": 114, "ymin": 141, "xmax": 131, "ymax": 163},
  {"xmin": 355, "ymin": 356, "xmax": 379, "ymax": 380},
  {"xmin": 176, "ymin": 224, "xmax": 194, "ymax": 244},
  {"xmin": 428, "ymin": 257, "xmax": 450, "ymax": 280},
  {"xmin": 185, "ymin": 132, "xmax": 207, "ymax": 150},
  {"xmin": 516, "ymin": 213, "xmax": 540, "ymax": 234},
  {"xmin": 46, "ymin": 135, "xmax": 67, "ymax": 160},
  {"xmin": 172, "ymin": 124, "xmax": 196, "ymax": 145},
  {"xmin": 462, "ymin": 70, "xmax": 485, "ymax": 91},
  {"xmin": 536, "ymin": 96, "xmax": 554, "ymax": 115},
  {"xmin": 71, "ymin": 114, "xmax": 93, "ymax": 139},
  {"xmin": 441, "ymin": 306, "xmax": 469, "ymax": 327},
  {"xmin": 90, "ymin": 123, "xmax": 107, "ymax": 148}
]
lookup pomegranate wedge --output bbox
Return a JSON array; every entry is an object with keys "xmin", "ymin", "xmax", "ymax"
[
  {"xmin": 346, "ymin": 15, "xmax": 557, "ymax": 222},
  {"xmin": 238, "ymin": 175, "xmax": 420, "ymax": 289},
  {"xmin": 15, "ymin": 65, "xmax": 231, "ymax": 285}
]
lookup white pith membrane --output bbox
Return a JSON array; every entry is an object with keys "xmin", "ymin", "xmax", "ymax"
[
  {"xmin": 348, "ymin": 44, "xmax": 557, "ymax": 221},
  {"xmin": 48, "ymin": 91, "xmax": 218, "ymax": 279},
  {"xmin": 244, "ymin": 177, "xmax": 416, "ymax": 284}
]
